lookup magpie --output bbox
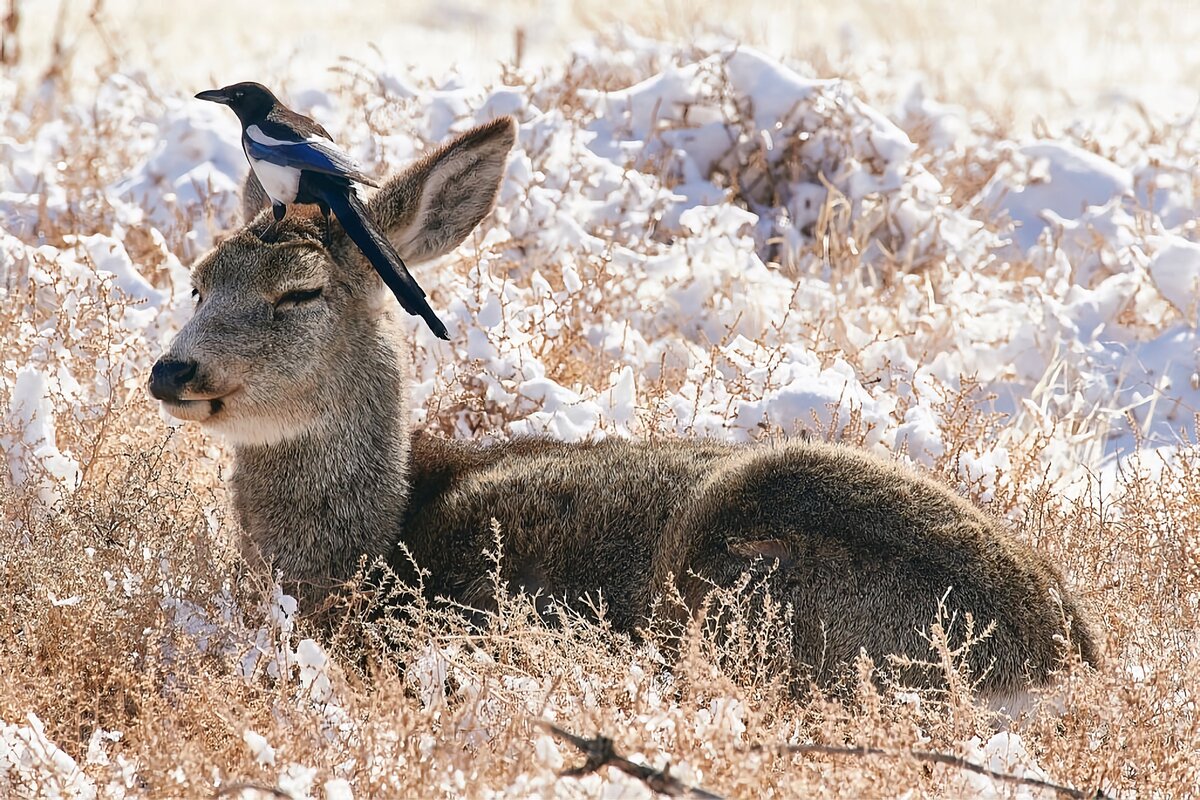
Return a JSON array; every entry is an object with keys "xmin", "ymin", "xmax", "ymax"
[{"xmin": 196, "ymin": 81, "xmax": 449, "ymax": 340}]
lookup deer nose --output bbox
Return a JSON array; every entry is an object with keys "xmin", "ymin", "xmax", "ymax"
[{"xmin": 148, "ymin": 359, "xmax": 198, "ymax": 401}]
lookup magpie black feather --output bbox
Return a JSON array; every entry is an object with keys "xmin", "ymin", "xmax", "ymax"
[{"xmin": 313, "ymin": 181, "xmax": 450, "ymax": 340}]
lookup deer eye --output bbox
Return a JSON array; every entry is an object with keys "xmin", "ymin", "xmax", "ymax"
[
  {"xmin": 191, "ymin": 288, "xmax": 202, "ymax": 304},
  {"xmin": 274, "ymin": 287, "xmax": 323, "ymax": 311}
]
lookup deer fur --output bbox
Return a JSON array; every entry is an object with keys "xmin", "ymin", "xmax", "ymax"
[{"xmin": 153, "ymin": 115, "xmax": 1097, "ymax": 701}]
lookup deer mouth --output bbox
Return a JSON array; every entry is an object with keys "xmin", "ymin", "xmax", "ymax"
[{"xmin": 160, "ymin": 392, "xmax": 231, "ymax": 422}]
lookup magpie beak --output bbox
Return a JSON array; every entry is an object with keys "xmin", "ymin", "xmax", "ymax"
[{"xmin": 195, "ymin": 89, "xmax": 230, "ymax": 104}]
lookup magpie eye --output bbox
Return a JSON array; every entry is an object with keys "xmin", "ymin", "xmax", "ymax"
[
  {"xmin": 274, "ymin": 287, "xmax": 323, "ymax": 311},
  {"xmin": 234, "ymin": 90, "xmax": 244, "ymax": 100}
]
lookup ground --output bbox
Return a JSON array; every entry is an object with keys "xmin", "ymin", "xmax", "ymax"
[{"xmin": 1, "ymin": 2, "xmax": 1198, "ymax": 798}]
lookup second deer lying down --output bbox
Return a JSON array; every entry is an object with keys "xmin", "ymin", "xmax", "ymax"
[{"xmin": 149, "ymin": 116, "xmax": 1098, "ymax": 703}]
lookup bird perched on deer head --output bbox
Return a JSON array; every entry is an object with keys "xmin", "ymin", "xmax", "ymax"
[{"xmin": 196, "ymin": 81, "xmax": 449, "ymax": 340}]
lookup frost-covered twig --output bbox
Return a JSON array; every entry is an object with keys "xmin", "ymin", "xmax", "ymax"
[
  {"xmin": 539, "ymin": 719, "xmax": 1110, "ymax": 800},
  {"xmin": 214, "ymin": 782, "xmax": 292, "ymax": 799},
  {"xmin": 536, "ymin": 720, "xmax": 724, "ymax": 799},
  {"xmin": 753, "ymin": 741, "xmax": 1111, "ymax": 800}
]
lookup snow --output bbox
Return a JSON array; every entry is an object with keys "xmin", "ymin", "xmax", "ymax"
[
  {"xmin": 296, "ymin": 638, "xmax": 335, "ymax": 705},
  {"xmin": 1, "ymin": 714, "xmax": 96, "ymax": 798},
  {"xmin": 279, "ymin": 763, "xmax": 318, "ymax": 798},
  {"xmin": 981, "ymin": 141, "xmax": 1134, "ymax": 251},
  {"xmin": 5, "ymin": 366, "xmax": 81, "ymax": 503},
  {"xmin": 956, "ymin": 733, "xmax": 1055, "ymax": 799},
  {"xmin": 323, "ymin": 778, "xmax": 355, "ymax": 800},
  {"xmin": 722, "ymin": 47, "xmax": 832, "ymax": 131},
  {"xmin": 1148, "ymin": 236, "xmax": 1200, "ymax": 318},
  {"xmin": 110, "ymin": 95, "xmax": 242, "ymax": 237},
  {"xmin": 2, "ymin": 25, "xmax": 1197, "ymax": 797},
  {"xmin": 243, "ymin": 730, "xmax": 277, "ymax": 767}
]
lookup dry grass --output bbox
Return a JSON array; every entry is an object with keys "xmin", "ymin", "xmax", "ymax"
[
  {"xmin": 2, "ymin": 6, "xmax": 1200, "ymax": 799},
  {"xmin": 3, "ymin": 444, "xmax": 1198, "ymax": 796}
]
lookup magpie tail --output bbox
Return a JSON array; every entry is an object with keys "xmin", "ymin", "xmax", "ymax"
[{"xmin": 318, "ymin": 186, "xmax": 450, "ymax": 340}]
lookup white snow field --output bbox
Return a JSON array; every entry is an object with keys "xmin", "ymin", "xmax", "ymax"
[{"xmin": 1, "ymin": 6, "xmax": 1198, "ymax": 799}]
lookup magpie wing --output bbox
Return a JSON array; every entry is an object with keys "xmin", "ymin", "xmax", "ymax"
[{"xmin": 244, "ymin": 125, "xmax": 379, "ymax": 187}]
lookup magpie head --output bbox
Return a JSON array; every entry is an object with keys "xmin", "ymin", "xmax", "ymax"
[{"xmin": 196, "ymin": 81, "xmax": 278, "ymax": 122}]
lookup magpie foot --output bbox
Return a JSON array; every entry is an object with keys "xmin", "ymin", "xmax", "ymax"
[
  {"xmin": 320, "ymin": 211, "xmax": 333, "ymax": 248},
  {"xmin": 258, "ymin": 221, "xmax": 281, "ymax": 244}
]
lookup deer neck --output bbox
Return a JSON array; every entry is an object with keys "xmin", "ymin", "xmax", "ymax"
[{"xmin": 229, "ymin": 316, "xmax": 412, "ymax": 600}]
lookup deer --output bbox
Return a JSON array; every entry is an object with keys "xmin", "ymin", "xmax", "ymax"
[{"xmin": 148, "ymin": 115, "xmax": 1098, "ymax": 706}]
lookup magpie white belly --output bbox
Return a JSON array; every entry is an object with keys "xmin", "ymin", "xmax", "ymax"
[{"xmin": 251, "ymin": 158, "xmax": 301, "ymax": 204}]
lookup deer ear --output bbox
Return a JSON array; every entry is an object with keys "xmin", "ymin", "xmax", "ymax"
[
  {"xmin": 366, "ymin": 116, "xmax": 516, "ymax": 265},
  {"xmin": 242, "ymin": 170, "xmax": 271, "ymax": 225}
]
